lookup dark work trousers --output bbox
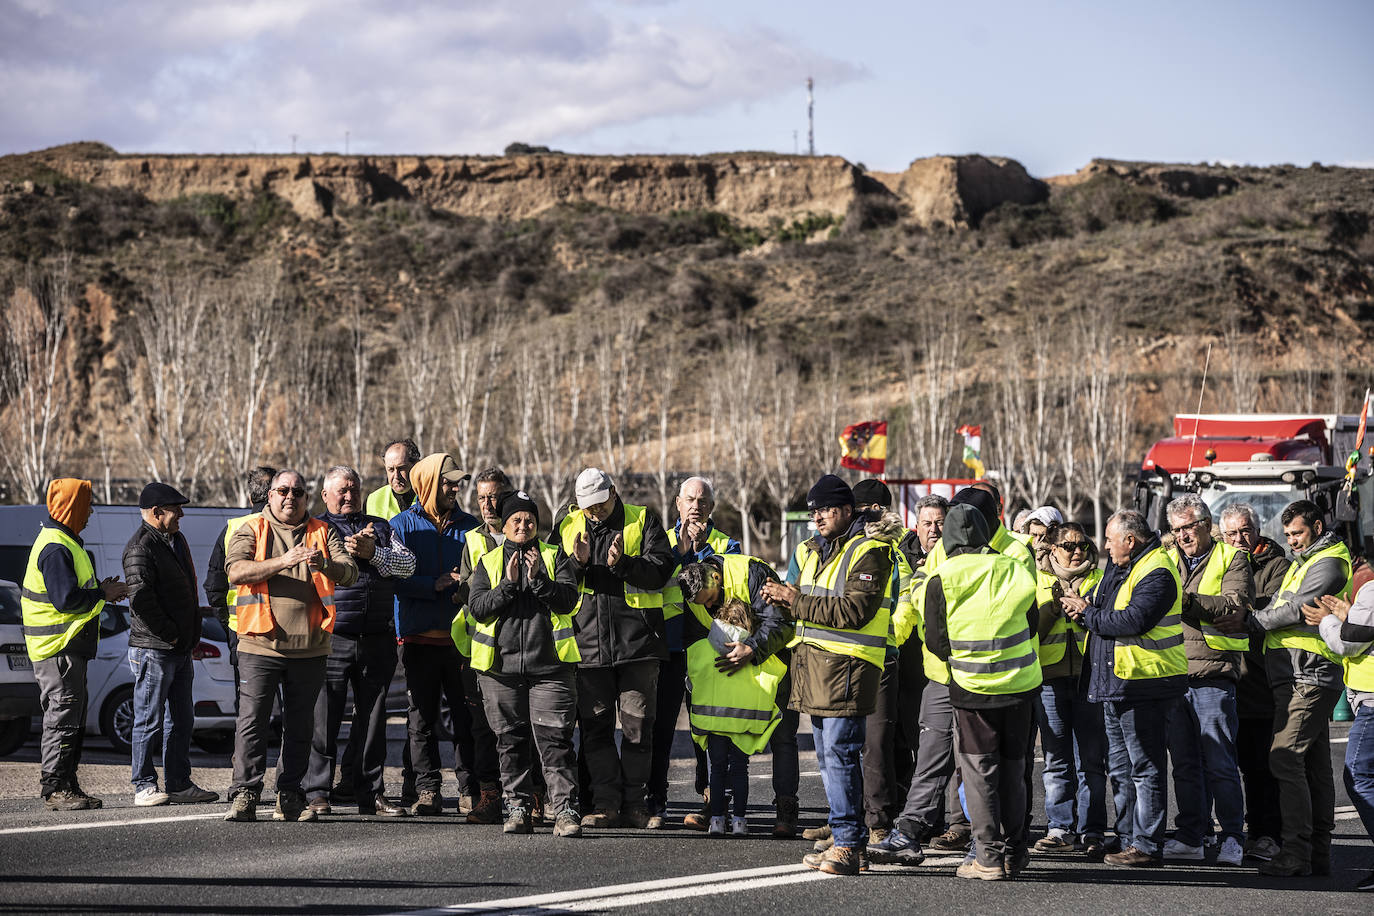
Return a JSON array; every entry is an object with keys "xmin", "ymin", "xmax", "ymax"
[
  {"xmin": 771, "ymin": 668, "xmax": 800, "ymax": 803},
  {"xmin": 577, "ymin": 659, "xmax": 659, "ymax": 813},
  {"xmin": 402, "ymin": 641, "xmax": 499, "ymax": 797},
  {"xmin": 229, "ymin": 653, "xmax": 326, "ymax": 796},
  {"xmin": 479, "ymin": 667, "xmax": 579, "ymax": 814},
  {"xmin": 895, "ymin": 679, "xmax": 968, "ymax": 840},
  {"xmin": 955, "ymin": 698, "xmax": 1035, "ymax": 869},
  {"xmin": 1269, "ymin": 681, "xmax": 1340, "ymax": 868},
  {"xmin": 1237, "ymin": 714, "xmax": 1282, "ymax": 841},
  {"xmin": 33, "ymin": 652, "xmax": 89, "ymax": 797},
  {"xmin": 863, "ymin": 657, "xmax": 901, "ymax": 830},
  {"xmin": 707, "ymin": 734, "xmax": 750, "ymax": 817},
  {"xmin": 893, "ymin": 646, "xmax": 926, "ymax": 801},
  {"xmin": 648, "ymin": 650, "xmax": 688, "ymax": 813},
  {"xmin": 304, "ymin": 632, "xmax": 397, "ymax": 802}
]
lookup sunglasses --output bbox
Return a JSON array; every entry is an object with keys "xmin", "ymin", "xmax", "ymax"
[
  {"xmin": 273, "ymin": 486, "xmax": 306, "ymax": 498},
  {"xmin": 1056, "ymin": 540, "xmax": 1090, "ymax": 552}
]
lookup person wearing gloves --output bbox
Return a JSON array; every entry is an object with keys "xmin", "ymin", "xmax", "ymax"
[{"xmin": 467, "ymin": 490, "xmax": 583, "ymax": 837}]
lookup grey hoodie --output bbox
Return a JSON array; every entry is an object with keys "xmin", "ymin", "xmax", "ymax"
[{"xmin": 1251, "ymin": 531, "xmax": 1347, "ymax": 689}]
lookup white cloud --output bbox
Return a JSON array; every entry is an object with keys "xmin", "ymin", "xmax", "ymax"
[{"xmin": 0, "ymin": 0, "xmax": 864, "ymax": 155}]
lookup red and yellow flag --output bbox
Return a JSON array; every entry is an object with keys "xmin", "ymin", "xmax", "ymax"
[{"xmin": 839, "ymin": 421, "xmax": 887, "ymax": 474}]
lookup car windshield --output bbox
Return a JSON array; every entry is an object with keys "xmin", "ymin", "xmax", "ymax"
[
  {"xmin": 0, "ymin": 582, "xmax": 19, "ymax": 625},
  {"xmin": 1201, "ymin": 489, "xmax": 1295, "ymax": 549}
]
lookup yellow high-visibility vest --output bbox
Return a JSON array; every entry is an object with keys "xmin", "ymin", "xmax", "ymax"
[
  {"xmin": 469, "ymin": 540, "xmax": 580, "ymax": 672},
  {"xmin": 1264, "ymin": 540, "xmax": 1353, "ymax": 664},
  {"xmin": 1111, "ymin": 547, "xmax": 1187, "ymax": 680},
  {"xmin": 20, "ymin": 526, "xmax": 105, "ymax": 662},
  {"xmin": 1167, "ymin": 541, "xmax": 1249, "ymax": 652},
  {"xmin": 557, "ymin": 504, "xmax": 664, "ymax": 613},
  {"xmin": 939, "ymin": 551, "xmax": 1042, "ymax": 695},
  {"xmin": 789, "ymin": 535, "xmax": 892, "ymax": 669}
]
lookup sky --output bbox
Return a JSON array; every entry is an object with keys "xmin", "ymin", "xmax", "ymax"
[{"xmin": 1, "ymin": 0, "xmax": 1371, "ymax": 177}]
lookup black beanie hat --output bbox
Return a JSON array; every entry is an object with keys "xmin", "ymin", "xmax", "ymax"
[
  {"xmin": 951, "ymin": 486, "xmax": 999, "ymax": 532},
  {"xmin": 851, "ymin": 478, "xmax": 892, "ymax": 509},
  {"xmin": 807, "ymin": 474, "xmax": 855, "ymax": 511},
  {"xmin": 499, "ymin": 490, "xmax": 540, "ymax": 527}
]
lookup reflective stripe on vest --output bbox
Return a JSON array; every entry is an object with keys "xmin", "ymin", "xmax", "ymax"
[
  {"xmin": 222, "ymin": 512, "xmax": 259, "ymax": 633},
  {"xmin": 470, "ymin": 540, "xmax": 580, "ymax": 671},
  {"xmin": 20, "ymin": 526, "xmax": 105, "ymax": 662},
  {"xmin": 790, "ymin": 535, "xmax": 892, "ymax": 669},
  {"xmin": 234, "ymin": 516, "xmax": 337, "ymax": 636},
  {"xmin": 557, "ymin": 504, "xmax": 663, "ymax": 612},
  {"xmin": 1112, "ymin": 547, "xmax": 1187, "ymax": 680},
  {"xmin": 1167, "ymin": 541, "xmax": 1248, "ymax": 653},
  {"xmin": 1264, "ymin": 540, "xmax": 1353, "ymax": 663},
  {"xmin": 939, "ymin": 552, "xmax": 1042, "ymax": 695},
  {"xmin": 451, "ymin": 531, "xmax": 497, "ymax": 658}
]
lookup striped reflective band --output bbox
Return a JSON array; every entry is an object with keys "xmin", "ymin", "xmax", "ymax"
[
  {"xmin": 796, "ymin": 623, "xmax": 888, "ymax": 648},
  {"xmin": 947, "ymin": 628, "xmax": 1032, "ymax": 652},
  {"xmin": 1040, "ymin": 631, "xmax": 1069, "ymax": 645},
  {"xmin": 23, "ymin": 623, "xmax": 71, "ymax": 636},
  {"xmin": 1118, "ymin": 633, "xmax": 1185, "ymax": 651},
  {"xmin": 235, "ymin": 593, "xmax": 266, "ymax": 606},
  {"xmin": 691, "ymin": 704, "xmax": 774, "ymax": 721},
  {"xmin": 552, "ymin": 627, "xmax": 575, "ymax": 642},
  {"xmin": 948, "ymin": 651, "xmax": 1038, "ymax": 674},
  {"xmin": 471, "ymin": 630, "xmax": 498, "ymax": 647},
  {"xmin": 21, "ymin": 588, "xmax": 47, "ymax": 602}
]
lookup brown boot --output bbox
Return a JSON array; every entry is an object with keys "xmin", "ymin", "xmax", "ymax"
[
  {"xmin": 1104, "ymin": 846, "xmax": 1163, "ymax": 868},
  {"xmin": 530, "ymin": 791, "xmax": 546, "ymax": 826},
  {"xmin": 802, "ymin": 845, "xmax": 865, "ymax": 876},
  {"xmin": 772, "ymin": 796, "xmax": 799, "ymax": 838},
  {"xmin": 802, "ymin": 823, "xmax": 832, "ymax": 842},
  {"xmin": 683, "ymin": 791, "xmax": 710, "ymax": 831},
  {"xmin": 466, "ymin": 783, "xmax": 503, "ymax": 824}
]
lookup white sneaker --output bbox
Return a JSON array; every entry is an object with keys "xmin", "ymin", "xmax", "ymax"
[
  {"xmin": 134, "ymin": 787, "xmax": 170, "ymax": 807},
  {"xmin": 730, "ymin": 816, "xmax": 748, "ymax": 836},
  {"xmin": 166, "ymin": 784, "xmax": 220, "ymax": 804},
  {"xmin": 708, "ymin": 815, "xmax": 726, "ymax": 836},
  {"xmin": 1216, "ymin": 837, "xmax": 1244, "ymax": 866},
  {"xmin": 1162, "ymin": 839, "xmax": 1204, "ymax": 860}
]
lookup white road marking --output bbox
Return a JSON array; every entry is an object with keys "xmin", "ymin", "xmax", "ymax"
[
  {"xmin": 0, "ymin": 812, "xmax": 223, "ymax": 835},
  {"xmin": 398, "ymin": 864, "xmax": 831, "ymax": 915}
]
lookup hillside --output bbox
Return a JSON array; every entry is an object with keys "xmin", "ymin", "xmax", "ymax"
[{"xmin": 0, "ymin": 142, "xmax": 1371, "ymax": 551}]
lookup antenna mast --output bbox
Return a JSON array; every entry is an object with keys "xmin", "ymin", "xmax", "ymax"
[{"xmin": 807, "ymin": 77, "xmax": 815, "ymax": 156}]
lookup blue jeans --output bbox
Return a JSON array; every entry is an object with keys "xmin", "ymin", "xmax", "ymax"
[
  {"xmin": 1104, "ymin": 696, "xmax": 1175, "ymax": 855},
  {"xmin": 1038, "ymin": 677, "xmax": 1108, "ymax": 838},
  {"xmin": 1167, "ymin": 679, "xmax": 1245, "ymax": 845},
  {"xmin": 129, "ymin": 648, "xmax": 195, "ymax": 792},
  {"xmin": 1345, "ymin": 701, "xmax": 1374, "ymax": 841},
  {"xmin": 813, "ymin": 715, "xmax": 866, "ymax": 848}
]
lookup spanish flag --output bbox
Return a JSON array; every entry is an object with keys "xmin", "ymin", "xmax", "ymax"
[{"xmin": 839, "ymin": 421, "xmax": 887, "ymax": 474}]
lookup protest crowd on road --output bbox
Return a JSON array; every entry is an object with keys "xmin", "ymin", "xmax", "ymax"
[{"xmin": 17, "ymin": 440, "xmax": 1374, "ymax": 890}]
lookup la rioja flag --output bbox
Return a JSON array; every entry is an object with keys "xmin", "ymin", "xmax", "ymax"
[{"xmin": 839, "ymin": 421, "xmax": 887, "ymax": 474}]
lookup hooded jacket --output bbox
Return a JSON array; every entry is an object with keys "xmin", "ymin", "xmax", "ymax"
[
  {"xmin": 390, "ymin": 454, "xmax": 480, "ymax": 639},
  {"xmin": 1251, "ymin": 529, "xmax": 1347, "ymax": 690},
  {"xmin": 32, "ymin": 479, "xmax": 102, "ymax": 658},
  {"xmin": 1172, "ymin": 536, "xmax": 1254, "ymax": 681},
  {"xmin": 1081, "ymin": 533, "xmax": 1186, "ymax": 704},
  {"xmin": 467, "ymin": 537, "xmax": 580, "ymax": 677},
  {"xmin": 123, "ymin": 520, "xmax": 201, "ymax": 653}
]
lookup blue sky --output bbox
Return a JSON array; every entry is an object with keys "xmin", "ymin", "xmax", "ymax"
[{"xmin": 2, "ymin": 0, "xmax": 1370, "ymax": 176}]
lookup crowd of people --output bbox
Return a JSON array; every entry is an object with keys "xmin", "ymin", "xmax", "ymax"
[{"xmin": 17, "ymin": 438, "xmax": 1374, "ymax": 888}]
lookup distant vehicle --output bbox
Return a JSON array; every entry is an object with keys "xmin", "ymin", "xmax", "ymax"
[{"xmin": 0, "ymin": 579, "xmax": 238, "ymax": 756}]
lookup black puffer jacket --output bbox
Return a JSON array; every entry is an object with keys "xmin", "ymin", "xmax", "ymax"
[
  {"xmin": 468, "ymin": 539, "xmax": 580, "ymax": 677},
  {"xmin": 123, "ymin": 521, "xmax": 202, "ymax": 653}
]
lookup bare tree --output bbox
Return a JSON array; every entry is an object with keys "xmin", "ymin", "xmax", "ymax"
[
  {"xmin": 651, "ymin": 339, "xmax": 681, "ymax": 521},
  {"xmin": 512, "ymin": 333, "xmax": 589, "ymax": 515},
  {"xmin": 274, "ymin": 318, "xmax": 344, "ymax": 493},
  {"xmin": 207, "ymin": 260, "xmax": 289, "ymax": 504},
  {"xmin": 345, "ymin": 295, "xmax": 371, "ymax": 470},
  {"xmin": 394, "ymin": 304, "xmax": 445, "ymax": 455},
  {"xmin": 591, "ymin": 306, "xmax": 646, "ymax": 477},
  {"xmin": 755, "ymin": 348, "xmax": 805, "ymax": 560},
  {"xmin": 902, "ymin": 305, "xmax": 965, "ymax": 478},
  {"xmin": 1224, "ymin": 320, "xmax": 1260, "ymax": 413},
  {"xmin": 1071, "ymin": 303, "xmax": 1125, "ymax": 539},
  {"xmin": 712, "ymin": 337, "xmax": 763, "ymax": 555},
  {"xmin": 992, "ymin": 321, "xmax": 1060, "ymax": 511},
  {"xmin": 0, "ymin": 256, "xmax": 76, "ymax": 502}
]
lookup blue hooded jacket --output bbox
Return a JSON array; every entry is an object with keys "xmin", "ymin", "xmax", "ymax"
[{"xmin": 390, "ymin": 502, "xmax": 480, "ymax": 637}]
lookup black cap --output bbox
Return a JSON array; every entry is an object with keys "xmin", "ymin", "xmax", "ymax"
[
  {"xmin": 139, "ymin": 482, "xmax": 190, "ymax": 510},
  {"xmin": 499, "ymin": 490, "xmax": 540, "ymax": 527},
  {"xmin": 852, "ymin": 479, "xmax": 892, "ymax": 509},
  {"xmin": 806, "ymin": 474, "xmax": 855, "ymax": 511},
  {"xmin": 951, "ymin": 486, "xmax": 998, "ymax": 532}
]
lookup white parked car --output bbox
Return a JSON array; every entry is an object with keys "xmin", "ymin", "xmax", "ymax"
[{"xmin": 0, "ymin": 579, "xmax": 238, "ymax": 756}]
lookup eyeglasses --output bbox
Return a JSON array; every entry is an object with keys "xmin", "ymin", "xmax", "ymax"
[
  {"xmin": 273, "ymin": 486, "xmax": 306, "ymax": 498},
  {"xmin": 1056, "ymin": 540, "xmax": 1090, "ymax": 553},
  {"xmin": 1170, "ymin": 518, "xmax": 1209, "ymax": 536},
  {"xmin": 809, "ymin": 506, "xmax": 841, "ymax": 519},
  {"xmin": 1222, "ymin": 526, "xmax": 1256, "ymax": 539}
]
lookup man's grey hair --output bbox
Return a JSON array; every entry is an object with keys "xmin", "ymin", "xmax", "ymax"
[
  {"xmin": 322, "ymin": 465, "xmax": 361, "ymax": 489},
  {"xmin": 271, "ymin": 468, "xmax": 306, "ymax": 489},
  {"xmin": 1012, "ymin": 509, "xmax": 1033, "ymax": 533},
  {"xmin": 1108, "ymin": 509, "xmax": 1153, "ymax": 543},
  {"xmin": 1166, "ymin": 493, "xmax": 1211, "ymax": 525},
  {"xmin": 678, "ymin": 476, "xmax": 715, "ymax": 502},
  {"xmin": 915, "ymin": 494, "xmax": 949, "ymax": 513},
  {"xmin": 1219, "ymin": 503, "xmax": 1260, "ymax": 531},
  {"xmin": 474, "ymin": 467, "xmax": 514, "ymax": 492}
]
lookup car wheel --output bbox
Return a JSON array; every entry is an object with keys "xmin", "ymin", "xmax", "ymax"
[
  {"xmin": 0, "ymin": 717, "xmax": 29, "ymax": 757},
  {"xmin": 192, "ymin": 731, "xmax": 235, "ymax": 756},
  {"xmin": 101, "ymin": 685, "xmax": 135, "ymax": 754}
]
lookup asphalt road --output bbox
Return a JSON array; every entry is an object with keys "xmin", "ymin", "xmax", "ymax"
[{"xmin": 0, "ymin": 716, "xmax": 1368, "ymax": 915}]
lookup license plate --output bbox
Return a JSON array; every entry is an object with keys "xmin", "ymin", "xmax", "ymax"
[{"xmin": 7, "ymin": 655, "xmax": 31, "ymax": 670}]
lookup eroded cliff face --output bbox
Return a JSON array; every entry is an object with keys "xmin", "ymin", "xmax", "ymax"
[{"xmin": 25, "ymin": 144, "xmax": 1050, "ymax": 229}]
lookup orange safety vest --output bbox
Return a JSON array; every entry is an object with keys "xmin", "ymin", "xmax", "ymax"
[{"xmin": 234, "ymin": 516, "xmax": 337, "ymax": 636}]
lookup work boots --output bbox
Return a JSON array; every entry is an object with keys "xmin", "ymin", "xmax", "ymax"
[
  {"xmin": 802, "ymin": 846, "xmax": 867, "ymax": 876},
  {"xmin": 772, "ymin": 796, "xmax": 799, "ymax": 838},
  {"xmin": 467, "ymin": 783, "xmax": 503, "ymax": 824}
]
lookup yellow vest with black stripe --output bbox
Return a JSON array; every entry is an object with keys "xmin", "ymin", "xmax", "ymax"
[
  {"xmin": 939, "ymin": 551, "xmax": 1042, "ymax": 694},
  {"xmin": 1035, "ymin": 568, "xmax": 1100, "ymax": 665},
  {"xmin": 685, "ymin": 554, "xmax": 785, "ymax": 754},
  {"xmin": 470, "ymin": 540, "xmax": 580, "ymax": 671},
  {"xmin": 662, "ymin": 525, "xmax": 735, "ymax": 622},
  {"xmin": 1167, "ymin": 541, "xmax": 1248, "ymax": 653},
  {"xmin": 925, "ymin": 524, "xmax": 1036, "ymax": 578},
  {"xmin": 557, "ymin": 503, "xmax": 664, "ymax": 613},
  {"xmin": 451, "ymin": 530, "xmax": 498, "ymax": 658},
  {"xmin": 365, "ymin": 485, "xmax": 403, "ymax": 521},
  {"xmin": 789, "ymin": 535, "xmax": 892, "ymax": 669},
  {"xmin": 1111, "ymin": 547, "xmax": 1187, "ymax": 680},
  {"xmin": 21, "ymin": 526, "xmax": 105, "ymax": 662},
  {"xmin": 222, "ymin": 512, "xmax": 258, "ymax": 633},
  {"xmin": 1264, "ymin": 540, "xmax": 1353, "ymax": 664}
]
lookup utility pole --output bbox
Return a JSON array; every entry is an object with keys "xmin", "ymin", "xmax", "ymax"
[
  {"xmin": 345, "ymin": 130, "xmax": 350, "ymax": 156},
  {"xmin": 291, "ymin": 134, "xmax": 297, "ymax": 154},
  {"xmin": 807, "ymin": 77, "xmax": 815, "ymax": 157},
  {"xmin": 792, "ymin": 130, "xmax": 798, "ymax": 155}
]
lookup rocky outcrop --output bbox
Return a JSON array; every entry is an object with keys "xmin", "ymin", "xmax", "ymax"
[
  {"xmin": 870, "ymin": 155, "xmax": 1049, "ymax": 228},
  {"xmin": 1048, "ymin": 159, "xmax": 1240, "ymax": 199}
]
